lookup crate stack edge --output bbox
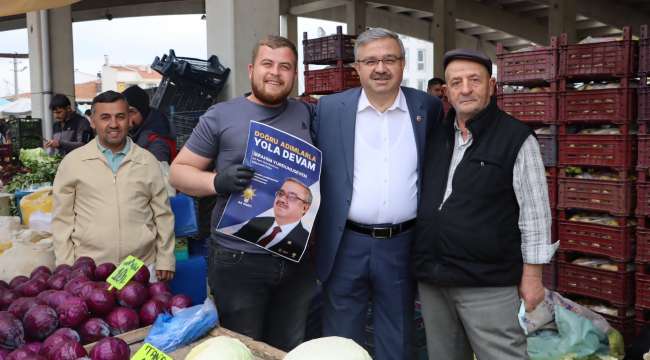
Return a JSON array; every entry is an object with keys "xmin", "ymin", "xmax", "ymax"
[
  {"xmin": 496, "ymin": 40, "xmax": 559, "ymax": 289},
  {"xmin": 554, "ymin": 26, "xmax": 639, "ymax": 342},
  {"xmin": 636, "ymin": 23, "xmax": 650, "ymax": 335},
  {"xmin": 302, "ymin": 26, "xmax": 359, "ymax": 98}
]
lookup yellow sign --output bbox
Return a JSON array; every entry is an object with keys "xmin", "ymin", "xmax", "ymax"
[
  {"xmin": 106, "ymin": 255, "xmax": 144, "ymax": 290},
  {"xmin": 131, "ymin": 343, "xmax": 171, "ymax": 360}
]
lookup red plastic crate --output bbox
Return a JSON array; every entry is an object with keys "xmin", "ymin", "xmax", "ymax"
[
  {"xmin": 302, "ymin": 26, "xmax": 356, "ymax": 65},
  {"xmin": 639, "ymin": 87, "xmax": 650, "ymax": 123},
  {"xmin": 497, "ymin": 92, "xmax": 557, "ymax": 123},
  {"xmin": 637, "ymin": 226, "xmax": 650, "ymax": 263},
  {"xmin": 304, "ymin": 65, "xmax": 360, "ymax": 95},
  {"xmin": 559, "ymin": 27, "xmax": 638, "ymax": 78},
  {"xmin": 557, "ymin": 212, "xmax": 634, "ymax": 261},
  {"xmin": 496, "ymin": 39, "xmax": 558, "ymax": 84},
  {"xmin": 557, "ymin": 175, "xmax": 635, "ymax": 215},
  {"xmin": 640, "ymin": 25, "xmax": 649, "ymax": 74},
  {"xmin": 557, "ymin": 260, "xmax": 635, "ymax": 305},
  {"xmin": 558, "ymin": 134, "xmax": 636, "ymax": 168},
  {"xmin": 636, "ymin": 175, "xmax": 650, "ymax": 216},
  {"xmin": 547, "ymin": 167, "xmax": 558, "ymax": 209},
  {"xmin": 637, "ymin": 134, "xmax": 650, "ymax": 169},
  {"xmin": 636, "ymin": 272, "xmax": 650, "ymax": 309},
  {"xmin": 559, "ymin": 88, "xmax": 636, "ymax": 124},
  {"xmin": 602, "ymin": 313, "xmax": 636, "ymax": 344},
  {"xmin": 543, "ymin": 261, "xmax": 557, "ymax": 290}
]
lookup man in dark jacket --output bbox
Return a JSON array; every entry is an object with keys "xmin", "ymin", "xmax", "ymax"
[
  {"xmin": 45, "ymin": 94, "xmax": 93, "ymax": 156},
  {"xmin": 122, "ymin": 85, "xmax": 176, "ymax": 163},
  {"xmin": 413, "ymin": 49, "xmax": 558, "ymax": 360}
]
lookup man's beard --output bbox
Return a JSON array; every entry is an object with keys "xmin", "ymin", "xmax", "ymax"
[{"xmin": 251, "ymin": 78, "xmax": 292, "ymax": 106}]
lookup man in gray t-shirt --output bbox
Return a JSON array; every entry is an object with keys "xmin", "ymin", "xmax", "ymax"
[{"xmin": 170, "ymin": 35, "xmax": 315, "ymax": 352}]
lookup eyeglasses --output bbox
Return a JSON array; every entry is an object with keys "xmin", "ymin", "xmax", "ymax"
[
  {"xmin": 275, "ymin": 189, "xmax": 308, "ymax": 204},
  {"xmin": 356, "ymin": 56, "xmax": 403, "ymax": 67}
]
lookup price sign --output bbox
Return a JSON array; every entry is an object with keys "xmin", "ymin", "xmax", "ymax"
[
  {"xmin": 131, "ymin": 343, "xmax": 171, "ymax": 360},
  {"xmin": 107, "ymin": 255, "xmax": 144, "ymax": 290}
]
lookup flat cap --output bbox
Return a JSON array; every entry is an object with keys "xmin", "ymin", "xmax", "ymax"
[{"xmin": 443, "ymin": 48, "xmax": 492, "ymax": 75}]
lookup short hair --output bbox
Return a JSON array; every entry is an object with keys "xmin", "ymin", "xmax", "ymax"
[
  {"xmin": 251, "ymin": 35, "xmax": 298, "ymax": 66},
  {"xmin": 354, "ymin": 27, "xmax": 405, "ymax": 60},
  {"xmin": 284, "ymin": 177, "xmax": 313, "ymax": 204},
  {"xmin": 428, "ymin": 77, "xmax": 445, "ymax": 88},
  {"xmin": 90, "ymin": 91, "xmax": 127, "ymax": 114},
  {"xmin": 49, "ymin": 94, "xmax": 71, "ymax": 110}
]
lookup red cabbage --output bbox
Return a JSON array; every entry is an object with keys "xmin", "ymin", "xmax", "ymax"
[
  {"xmin": 78, "ymin": 318, "xmax": 110, "ymax": 344},
  {"xmin": 85, "ymin": 288, "xmax": 115, "ymax": 317},
  {"xmin": 94, "ymin": 264, "xmax": 116, "ymax": 282},
  {"xmin": 46, "ymin": 275, "xmax": 67, "ymax": 291},
  {"xmin": 48, "ymin": 339, "xmax": 87, "ymax": 360},
  {"xmin": 73, "ymin": 257, "xmax": 95, "ymax": 267},
  {"xmin": 29, "ymin": 273, "xmax": 49, "ymax": 285},
  {"xmin": 105, "ymin": 307, "xmax": 139, "ymax": 335},
  {"xmin": 39, "ymin": 329, "xmax": 78, "ymax": 359},
  {"xmin": 138, "ymin": 300, "xmax": 165, "ymax": 326},
  {"xmin": 53, "ymin": 265, "xmax": 72, "ymax": 275},
  {"xmin": 147, "ymin": 283, "xmax": 170, "ymax": 298},
  {"xmin": 43, "ymin": 291, "xmax": 73, "ymax": 311},
  {"xmin": 56, "ymin": 297, "xmax": 88, "ymax": 328},
  {"xmin": 30, "ymin": 267, "xmax": 51, "ymax": 278},
  {"xmin": 8, "ymin": 278, "xmax": 27, "ymax": 290},
  {"xmin": 0, "ymin": 349, "xmax": 8, "ymax": 360},
  {"xmin": 89, "ymin": 337, "xmax": 130, "ymax": 360},
  {"xmin": 0, "ymin": 291, "xmax": 18, "ymax": 311},
  {"xmin": 6, "ymin": 348, "xmax": 45, "ymax": 360},
  {"xmin": 77, "ymin": 282, "xmax": 97, "ymax": 300},
  {"xmin": 117, "ymin": 282, "xmax": 148, "ymax": 309},
  {"xmin": 22, "ymin": 305, "xmax": 58, "ymax": 341},
  {"xmin": 0, "ymin": 312, "xmax": 24, "ymax": 350},
  {"xmin": 35, "ymin": 291, "xmax": 56, "ymax": 305},
  {"xmin": 7, "ymin": 298, "xmax": 42, "ymax": 320},
  {"xmin": 70, "ymin": 264, "xmax": 95, "ymax": 282},
  {"xmin": 20, "ymin": 342, "xmax": 41, "ymax": 355},
  {"xmin": 170, "ymin": 294, "xmax": 192, "ymax": 310},
  {"xmin": 132, "ymin": 266, "xmax": 150, "ymax": 285},
  {"xmin": 14, "ymin": 279, "xmax": 47, "ymax": 298},
  {"xmin": 63, "ymin": 276, "xmax": 90, "ymax": 297},
  {"xmin": 0, "ymin": 282, "xmax": 8, "ymax": 290},
  {"xmin": 151, "ymin": 293, "xmax": 172, "ymax": 311}
]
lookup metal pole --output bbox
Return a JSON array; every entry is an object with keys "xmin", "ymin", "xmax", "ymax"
[
  {"xmin": 13, "ymin": 56, "xmax": 18, "ymax": 96},
  {"xmin": 40, "ymin": 9, "xmax": 53, "ymax": 140}
]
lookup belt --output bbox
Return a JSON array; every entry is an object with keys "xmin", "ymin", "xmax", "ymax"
[{"xmin": 345, "ymin": 219, "xmax": 416, "ymax": 239}]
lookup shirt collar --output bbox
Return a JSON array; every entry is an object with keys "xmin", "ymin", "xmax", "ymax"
[
  {"xmin": 273, "ymin": 219, "xmax": 300, "ymax": 233},
  {"xmin": 97, "ymin": 137, "xmax": 131, "ymax": 156},
  {"xmin": 357, "ymin": 88, "xmax": 408, "ymax": 114}
]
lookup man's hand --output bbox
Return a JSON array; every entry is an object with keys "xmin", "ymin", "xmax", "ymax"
[
  {"xmin": 213, "ymin": 164, "xmax": 255, "ymax": 194},
  {"xmin": 518, "ymin": 264, "xmax": 545, "ymax": 312},
  {"xmin": 44, "ymin": 139, "xmax": 60, "ymax": 148},
  {"xmin": 156, "ymin": 270, "xmax": 174, "ymax": 282}
]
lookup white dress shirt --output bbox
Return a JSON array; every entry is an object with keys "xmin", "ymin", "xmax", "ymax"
[
  {"xmin": 258, "ymin": 219, "xmax": 300, "ymax": 249},
  {"xmin": 348, "ymin": 89, "xmax": 418, "ymax": 225}
]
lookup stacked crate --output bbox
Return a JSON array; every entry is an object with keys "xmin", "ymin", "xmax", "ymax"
[
  {"xmin": 555, "ymin": 27, "xmax": 639, "ymax": 342},
  {"xmin": 496, "ymin": 40, "xmax": 559, "ymax": 289},
  {"xmin": 636, "ymin": 24, "xmax": 650, "ymax": 335},
  {"xmin": 302, "ymin": 26, "xmax": 359, "ymax": 96}
]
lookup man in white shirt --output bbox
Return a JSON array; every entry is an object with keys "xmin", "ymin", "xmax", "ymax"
[{"xmin": 312, "ymin": 28, "xmax": 443, "ymax": 360}]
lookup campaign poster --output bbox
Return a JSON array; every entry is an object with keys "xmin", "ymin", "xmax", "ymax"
[{"xmin": 216, "ymin": 121, "xmax": 322, "ymax": 262}]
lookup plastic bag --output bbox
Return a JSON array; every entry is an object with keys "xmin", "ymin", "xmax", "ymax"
[
  {"xmin": 19, "ymin": 187, "xmax": 53, "ymax": 228},
  {"xmin": 144, "ymin": 297, "xmax": 219, "ymax": 353},
  {"xmin": 0, "ymin": 228, "xmax": 54, "ymax": 282}
]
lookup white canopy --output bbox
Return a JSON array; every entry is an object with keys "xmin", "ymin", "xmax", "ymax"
[{"xmin": 0, "ymin": 98, "xmax": 31, "ymax": 117}]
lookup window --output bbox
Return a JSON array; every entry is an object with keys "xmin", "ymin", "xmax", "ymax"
[
  {"xmin": 417, "ymin": 79, "xmax": 425, "ymax": 91},
  {"xmin": 417, "ymin": 49, "xmax": 425, "ymax": 71},
  {"xmin": 402, "ymin": 79, "xmax": 409, "ymax": 87}
]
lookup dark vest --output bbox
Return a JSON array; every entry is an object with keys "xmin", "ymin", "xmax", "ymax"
[{"xmin": 413, "ymin": 98, "xmax": 533, "ymax": 287}]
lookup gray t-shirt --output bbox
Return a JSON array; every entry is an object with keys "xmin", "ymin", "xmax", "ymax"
[{"xmin": 184, "ymin": 96, "xmax": 312, "ymax": 253}]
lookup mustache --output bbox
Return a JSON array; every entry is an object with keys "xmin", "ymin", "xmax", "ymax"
[{"xmin": 370, "ymin": 73, "xmax": 391, "ymax": 80}]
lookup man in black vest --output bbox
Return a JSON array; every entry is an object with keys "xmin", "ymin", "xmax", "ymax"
[{"xmin": 413, "ymin": 49, "xmax": 557, "ymax": 359}]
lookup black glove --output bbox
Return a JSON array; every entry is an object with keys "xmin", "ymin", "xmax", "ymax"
[{"xmin": 213, "ymin": 164, "xmax": 255, "ymax": 194}]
